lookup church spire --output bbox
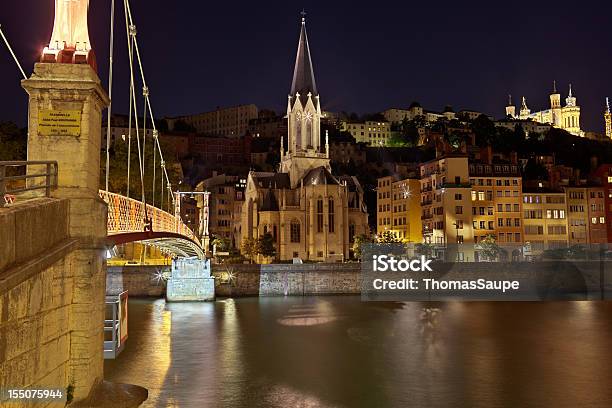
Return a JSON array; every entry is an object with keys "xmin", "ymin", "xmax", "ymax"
[
  {"xmin": 566, "ymin": 84, "xmax": 576, "ymax": 107},
  {"xmin": 290, "ymin": 11, "xmax": 317, "ymax": 98}
]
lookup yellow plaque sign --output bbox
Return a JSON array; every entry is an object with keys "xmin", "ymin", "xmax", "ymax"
[{"xmin": 38, "ymin": 110, "xmax": 82, "ymax": 136}]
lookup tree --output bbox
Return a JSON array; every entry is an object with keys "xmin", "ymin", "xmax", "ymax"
[
  {"xmin": 352, "ymin": 233, "xmax": 372, "ymax": 260},
  {"xmin": 0, "ymin": 122, "xmax": 26, "ymax": 162},
  {"xmin": 476, "ymin": 234, "xmax": 501, "ymax": 261},
  {"xmin": 211, "ymin": 236, "xmax": 230, "ymax": 253},
  {"xmin": 241, "ymin": 237, "xmax": 258, "ymax": 263},
  {"xmin": 415, "ymin": 242, "xmax": 435, "ymax": 258},
  {"xmin": 472, "ymin": 114, "xmax": 496, "ymax": 146},
  {"xmin": 377, "ymin": 230, "xmax": 401, "ymax": 243},
  {"xmin": 256, "ymin": 232, "xmax": 276, "ymax": 259},
  {"xmin": 100, "ymin": 134, "xmax": 182, "ymax": 209}
]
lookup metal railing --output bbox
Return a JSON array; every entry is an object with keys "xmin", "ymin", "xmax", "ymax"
[
  {"xmin": 104, "ymin": 291, "xmax": 128, "ymax": 359},
  {"xmin": 0, "ymin": 161, "xmax": 58, "ymax": 207},
  {"xmin": 99, "ymin": 190, "xmax": 200, "ymax": 245}
]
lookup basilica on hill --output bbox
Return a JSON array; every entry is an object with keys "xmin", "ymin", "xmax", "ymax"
[
  {"xmin": 505, "ymin": 82, "xmax": 584, "ymax": 136},
  {"xmin": 241, "ymin": 16, "xmax": 369, "ymax": 261}
]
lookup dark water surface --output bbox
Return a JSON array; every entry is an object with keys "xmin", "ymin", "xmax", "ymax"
[{"xmin": 105, "ymin": 297, "xmax": 612, "ymax": 408}]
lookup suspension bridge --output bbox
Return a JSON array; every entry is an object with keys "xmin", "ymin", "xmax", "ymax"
[{"xmin": 1, "ymin": 0, "xmax": 206, "ymax": 260}]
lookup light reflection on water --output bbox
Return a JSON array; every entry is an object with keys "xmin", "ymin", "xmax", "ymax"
[{"xmin": 105, "ymin": 297, "xmax": 612, "ymax": 408}]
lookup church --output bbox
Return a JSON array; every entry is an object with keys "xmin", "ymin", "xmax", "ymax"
[
  {"xmin": 505, "ymin": 83, "xmax": 583, "ymax": 136},
  {"xmin": 241, "ymin": 16, "xmax": 369, "ymax": 261}
]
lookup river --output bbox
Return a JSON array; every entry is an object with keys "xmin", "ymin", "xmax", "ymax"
[{"xmin": 105, "ymin": 297, "xmax": 612, "ymax": 408}]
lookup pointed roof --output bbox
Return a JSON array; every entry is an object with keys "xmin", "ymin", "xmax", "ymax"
[
  {"xmin": 261, "ymin": 189, "xmax": 279, "ymax": 211},
  {"xmin": 290, "ymin": 15, "xmax": 318, "ymax": 98},
  {"xmin": 302, "ymin": 166, "xmax": 339, "ymax": 186}
]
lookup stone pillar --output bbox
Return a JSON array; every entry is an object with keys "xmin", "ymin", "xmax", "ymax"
[
  {"xmin": 167, "ymin": 258, "xmax": 215, "ymax": 301},
  {"xmin": 22, "ymin": 63, "xmax": 109, "ymax": 401}
]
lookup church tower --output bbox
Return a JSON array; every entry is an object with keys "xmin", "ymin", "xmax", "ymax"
[
  {"xmin": 505, "ymin": 94, "xmax": 516, "ymax": 118},
  {"xmin": 550, "ymin": 80, "xmax": 562, "ymax": 127},
  {"xmin": 280, "ymin": 13, "xmax": 331, "ymax": 188},
  {"xmin": 519, "ymin": 96, "xmax": 531, "ymax": 119}
]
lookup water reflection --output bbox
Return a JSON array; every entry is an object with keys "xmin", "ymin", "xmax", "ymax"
[{"xmin": 106, "ymin": 298, "xmax": 612, "ymax": 408}]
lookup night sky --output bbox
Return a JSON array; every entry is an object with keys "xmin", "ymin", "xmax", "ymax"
[{"xmin": 2, "ymin": 0, "xmax": 612, "ymax": 132}]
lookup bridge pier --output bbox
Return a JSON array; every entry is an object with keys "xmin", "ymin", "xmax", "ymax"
[
  {"xmin": 21, "ymin": 63, "xmax": 111, "ymax": 402},
  {"xmin": 167, "ymin": 259, "xmax": 215, "ymax": 301}
]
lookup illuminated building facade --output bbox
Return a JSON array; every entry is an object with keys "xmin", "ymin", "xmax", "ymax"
[
  {"xmin": 469, "ymin": 161, "xmax": 523, "ymax": 246},
  {"xmin": 605, "ymin": 98, "xmax": 612, "ymax": 140},
  {"xmin": 167, "ymin": 104, "xmax": 258, "ymax": 137},
  {"xmin": 522, "ymin": 188, "xmax": 568, "ymax": 256},
  {"xmin": 341, "ymin": 120, "xmax": 391, "ymax": 146},
  {"xmin": 505, "ymin": 83, "xmax": 583, "ymax": 137},
  {"xmin": 564, "ymin": 186, "xmax": 607, "ymax": 244},
  {"xmin": 376, "ymin": 176, "xmax": 422, "ymax": 243},
  {"xmin": 420, "ymin": 155, "xmax": 474, "ymax": 260}
]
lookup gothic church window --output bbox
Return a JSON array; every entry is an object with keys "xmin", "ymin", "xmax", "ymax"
[
  {"xmin": 317, "ymin": 199, "xmax": 324, "ymax": 232},
  {"xmin": 328, "ymin": 199, "xmax": 335, "ymax": 233},
  {"xmin": 290, "ymin": 220, "xmax": 301, "ymax": 243}
]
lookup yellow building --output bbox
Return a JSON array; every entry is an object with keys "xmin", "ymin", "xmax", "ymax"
[
  {"xmin": 420, "ymin": 155, "xmax": 474, "ymax": 261},
  {"xmin": 469, "ymin": 162, "xmax": 523, "ymax": 246},
  {"xmin": 522, "ymin": 188, "xmax": 568, "ymax": 256},
  {"xmin": 341, "ymin": 120, "xmax": 391, "ymax": 146},
  {"xmin": 376, "ymin": 176, "xmax": 422, "ymax": 243},
  {"xmin": 505, "ymin": 83, "xmax": 583, "ymax": 137}
]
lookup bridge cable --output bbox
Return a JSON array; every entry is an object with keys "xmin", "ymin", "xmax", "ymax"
[
  {"xmin": 124, "ymin": 0, "xmax": 177, "ymax": 216},
  {"xmin": 104, "ymin": 0, "xmax": 116, "ymax": 192},
  {"xmin": 125, "ymin": 0, "xmax": 176, "ymax": 213},
  {"xmin": 123, "ymin": 1, "xmax": 147, "ymax": 223}
]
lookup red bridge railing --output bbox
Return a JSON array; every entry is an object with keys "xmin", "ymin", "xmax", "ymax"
[{"xmin": 99, "ymin": 190, "xmax": 200, "ymax": 246}]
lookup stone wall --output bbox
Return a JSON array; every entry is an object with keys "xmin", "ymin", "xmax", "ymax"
[
  {"xmin": 212, "ymin": 263, "xmax": 362, "ymax": 297},
  {"xmin": 0, "ymin": 198, "xmax": 77, "ymax": 407},
  {"xmin": 106, "ymin": 266, "xmax": 169, "ymax": 297},
  {"xmin": 105, "ymin": 261, "xmax": 611, "ymax": 299}
]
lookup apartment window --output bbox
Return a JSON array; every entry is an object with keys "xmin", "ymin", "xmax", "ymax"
[
  {"xmin": 498, "ymin": 218, "xmax": 503, "ymax": 227},
  {"xmin": 478, "ymin": 191, "xmax": 485, "ymax": 201},
  {"xmin": 480, "ymin": 221, "xmax": 485, "ymax": 229},
  {"xmin": 497, "ymin": 204, "xmax": 503, "ymax": 212},
  {"xmin": 600, "ymin": 217, "xmax": 606, "ymax": 224},
  {"xmin": 479, "ymin": 207, "xmax": 485, "ymax": 215},
  {"xmin": 471, "ymin": 191, "xmax": 477, "ymax": 201},
  {"xmin": 455, "ymin": 206, "xmax": 463, "ymax": 214},
  {"xmin": 455, "ymin": 193, "xmax": 462, "ymax": 200},
  {"xmin": 505, "ymin": 204, "xmax": 511, "ymax": 212},
  {"xmin": 514, "ymin": 218, "xmax": 520, "ymax": 227},
  {"xmin": 488, "ymin": 207, "xmax": 494, "ymax": 215}
]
